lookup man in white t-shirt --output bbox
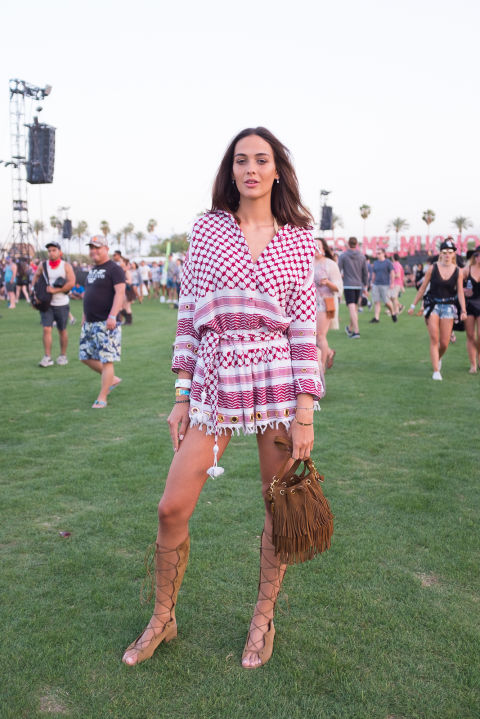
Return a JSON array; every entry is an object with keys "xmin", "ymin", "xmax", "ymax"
[{"xmin": 32, "ymin": 241, "xmax": 75, "ymax": 367}]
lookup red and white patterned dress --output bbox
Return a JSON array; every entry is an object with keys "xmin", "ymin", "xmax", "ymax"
[{"xmin": 172, "ymin": 211, "xmax": 324, "ymax": 449}]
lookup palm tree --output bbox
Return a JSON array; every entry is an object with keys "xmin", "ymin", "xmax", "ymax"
[
  {"xmin": 359, "ymin": 204, "xmax": 371, "ymax": 238},
  {"xmin": 331, "ymin": 213, "xmax": 343, "ymax": 240},
  {"xmin": 451, "ymin": 216, "xmax": 473, "ymax": 239},
  {"xmin": 73, "ymin": 220, "xmax": 89, "ymax": 254},
  {"xmin": 422, "ymin": 209, "xmax": 435, "ymax": 234},
  {"xmin": 387, "ymin": 217, "xmax": 409, "ymax": 251},
  {"xmin": 147, "ymin": 218, "xmax": 157, "ymax": 233},
  {"xmin": 135, "ymin": 231, "xmax": 145, "ymax": 255},
  {"xmin": 32, "ymin": 220, "xmax": 45, "ymax": 251},
  {"xmin": 100, "ymin": 220, "xmax": 110, "ymax": 239},
  {"xmin": 122, "ymin": 223, "xmax": 134, "ymax": 254},
  {"xmin": 33, "ymin": 219, "xmax": 44, "ymax": 237},
  {"xmin": 50, "ymin": 215, "xmax": 61, "ymax": 234}
]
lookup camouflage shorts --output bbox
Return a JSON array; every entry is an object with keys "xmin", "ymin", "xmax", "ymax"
[{"xmin": 79, "ymin": 321, "xmax": 122, "ymax": 363}]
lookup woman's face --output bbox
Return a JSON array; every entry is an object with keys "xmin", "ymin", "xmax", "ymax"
[
  {"xmin": 440, "ymin": 249, "xmax": 455, "ymax": 264},
  {"xmin": 232, "ymin": 135, "xmax": 279, "ymax": 202}
]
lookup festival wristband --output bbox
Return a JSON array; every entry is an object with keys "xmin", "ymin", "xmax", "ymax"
[
  {"xmin": 175, "ymin": 379, "xmax": 192, "ymax": 389},
  {"xmin": 410, "ymin": 304, "xmax": 416, "ymax": 310},
  {"xmin": 108, "ymin": 314, "xmax": 116, "ymax": 319}
]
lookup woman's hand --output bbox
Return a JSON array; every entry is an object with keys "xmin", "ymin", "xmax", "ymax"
[
  {"xmin": 167, "ymin": 402, "xmax": 190, "ymax": 452},
  {"xmin": 290, "ymin": 418, "xmax": 314, "ymax": 460}
]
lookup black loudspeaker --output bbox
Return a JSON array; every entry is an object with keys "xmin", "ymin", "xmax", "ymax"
[
  {"xmin": 62, "ymin": 219, "xmax": 72, "ymax": 239},
  {"xmin": 27, "ymin": 123, "xmax": 56, "ymax": 184},
  {"xmin": 320, "ymin": 205, "xmax": 333, "ymax": 231}
]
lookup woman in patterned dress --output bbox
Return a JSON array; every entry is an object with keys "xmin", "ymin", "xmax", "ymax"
[{"xmin": 123, "ymin": 127, "xmax": 324, "ymax": 669}]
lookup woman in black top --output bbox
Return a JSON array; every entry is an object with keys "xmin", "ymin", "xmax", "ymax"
[
  {"xmin": 414, "ymin": 262, "xmax": 425, "ymax": 290},
  {"xmin": 408, "ymin": 239, "xmax": 466, "ymax": 380},
  {"xmin": 462, "ymin": 247, "xmax": 480, "ymax": 373}
]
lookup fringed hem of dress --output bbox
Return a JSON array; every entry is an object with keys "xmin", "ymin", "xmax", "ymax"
[{"xmin": 188, "ymin": 402, "xmax": 320, "ymax": 437}]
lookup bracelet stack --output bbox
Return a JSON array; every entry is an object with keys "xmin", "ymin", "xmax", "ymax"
[{"xmin": 175, "ymin": 378, "xmax": 191, "ymax": 404}]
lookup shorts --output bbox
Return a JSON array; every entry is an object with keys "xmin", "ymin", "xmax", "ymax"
[
  {"xmin": 79, "ymin": 321, "xmax": 122, "ymax": 363},
  {"xmin": 344, "ymin": 288, "xmax": 361, "ymax": 304},
  {"xmin": 41, "ymin": 304, "xmax": 70, "ymax": 330},
  {"xmin": 388, "ymin": 285, "xmax": 402, "ymax": 299},
  {"xmin": 371, "ymin": 284, "xmax": 390, "ymax": 303},
  {"xmin": 6, "ymin": 282, "xmax": 16, "ymax": 293},
  {"xmin": 466, "ymin": 299, "xmax": 480, "ymax": 318},
  {"xmin": 427, "ymin": 303, "xmax": 456, "ymax": 320},
  {"xmin": 166, "ymin": 278, "xmax": 175, "ymax": 289}
]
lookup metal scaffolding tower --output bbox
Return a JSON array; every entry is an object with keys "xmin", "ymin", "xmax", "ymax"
[{"xmin": 1, "ymin": 79, "xmax": 52, "ymax": 258}]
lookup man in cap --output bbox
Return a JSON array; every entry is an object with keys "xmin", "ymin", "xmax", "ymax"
[
  {"xmin": 32, "ymin": 241, "xmax": 75, "ymax": 367},
  {"xmin": 79, "ymin": 236, "xmax": 126, "ymax": 408}
]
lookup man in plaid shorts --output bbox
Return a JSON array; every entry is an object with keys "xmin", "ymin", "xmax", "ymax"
[{"xmin": 79, "ymin": 236, "xmax": 126, "ymax": 408}]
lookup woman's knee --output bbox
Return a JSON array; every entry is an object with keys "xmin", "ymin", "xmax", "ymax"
[{"xmin": 158, "ymin": 499, "xmax": 187, "ymax": 525}]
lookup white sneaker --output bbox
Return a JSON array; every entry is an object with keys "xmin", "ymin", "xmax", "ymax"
[
  {"xmin": 56, "ymin": 355, "xmax": 68, "ymax": 365},
  {"xmin": 39, "ymin": 355, "xmax": 54, "ymax": 367},
  {"xmin": 432, "ymin": 371, "xmax": 442, "ymax": 381}
]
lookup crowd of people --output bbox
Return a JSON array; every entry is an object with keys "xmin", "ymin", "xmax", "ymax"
[
  {"xmin": 312, "ymin": 235, "xmax": 480, "ymax": 381},
  {"xmin": 1, "ymin": 234, "xmax": 479, "ymax": 384}
]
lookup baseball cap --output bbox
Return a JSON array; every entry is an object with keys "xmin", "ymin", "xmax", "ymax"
[
  {"xmin": 440, "ymin": 238, "xmax": 456, "ymax": 252},
  {"xmin": 45, "ymin": 241, "xmax": 61, "ymax": 249},
  {"xmin": 87, "ymin": 235, "xmax": 108, "ymax": 248}
]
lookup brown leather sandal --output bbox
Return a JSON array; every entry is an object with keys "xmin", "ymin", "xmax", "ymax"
[
  {"xmin": 122, "ymin": 535, "xmax": 190, "ymax": 666},
  {"xmin": 241, "ymin": 532, "xmax": 285, "ymax": 669}
]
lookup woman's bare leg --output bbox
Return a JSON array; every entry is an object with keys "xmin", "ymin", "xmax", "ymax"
[
  {"xmin": 241, "ymin": 425, "xmax": 292, "ymax": 668},
  {"xmin": 316, "ymin": 312, "xmax": 332, "ymax": 371},
  {"xmin": 438, "ymin": 318, "xmax": 454, "ymax": 361},
  {"xmin": 427, "ymin": 314, "xmax": 441, "ymax": 372},
  {"xmin": 465, "ymin": 316, "xmax": 478, "ymax": 372},
  {"xmin": 122, "ymin": 425, "xmax": 231, "ymax": 665}
]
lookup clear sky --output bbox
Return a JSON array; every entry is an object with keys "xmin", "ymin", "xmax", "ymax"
[{"xmin": 1, "ymin": 0, "xmax": 479, "ymax": 245}]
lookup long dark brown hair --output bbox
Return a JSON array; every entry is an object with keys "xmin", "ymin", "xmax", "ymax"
[
  {"xmin": 316, "ymin": 237, "xmax": 335, "ymax": 261},
  {"xmin": 211, "ymin": 127, "xmax": 313, "ymax": 229}
]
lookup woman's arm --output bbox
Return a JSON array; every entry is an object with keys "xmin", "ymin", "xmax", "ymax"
[
  {"xmin": 408, "ymin": 265, "xmax": 433, "ymax": 313},
  {"xmin": 286, "ymin": 243, "xmax": 324, "ymax": 460},
  {"xmin": 457, "ymin": 270, "xmax": 467, "ymax": 317}
]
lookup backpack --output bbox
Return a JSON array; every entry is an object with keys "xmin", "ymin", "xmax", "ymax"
[{"xmin": 30, "ymin": 262, "xmax": 52, "ymax": 312}]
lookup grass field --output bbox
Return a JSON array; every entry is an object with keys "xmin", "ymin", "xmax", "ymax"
[{"xmin": 1, "ymin": 295, "xmax": 479, "ymax": 719}]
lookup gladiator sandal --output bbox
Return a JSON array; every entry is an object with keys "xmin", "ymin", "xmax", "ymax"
[
  {"xmin": 122, "ymin": 535, "xmax": 190, "ymax": 666},
  {"xmin": 242, "ymin": 531, "xmax": 287, "ymax": 669}
]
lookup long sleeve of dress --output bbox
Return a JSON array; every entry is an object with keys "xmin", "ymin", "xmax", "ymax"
[
  {"xmin": 171, "ymin": 249, "xmax": 200, "ymax": 375},
  {"xmin": 286, "ymin": 262, "xmax": 325, "ymax": 400}
]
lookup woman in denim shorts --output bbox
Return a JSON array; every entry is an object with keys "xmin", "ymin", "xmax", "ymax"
[{"xmin": 408, "ymin": 239, "xmax": 467, "ymax": 380}]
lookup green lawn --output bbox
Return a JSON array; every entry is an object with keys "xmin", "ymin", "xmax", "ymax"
[{"xmin": 1, "ymin": 295, "xmax": 479, "ymax": 719}]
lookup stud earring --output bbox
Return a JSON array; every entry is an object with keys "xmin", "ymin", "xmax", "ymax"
[
  {"xmin": 276, "ymin": 178, "xmax": 280, "ymax": 184},
  {"xmin": 232, "ymin": 179, "xmax": 235, "ymax": 185}
]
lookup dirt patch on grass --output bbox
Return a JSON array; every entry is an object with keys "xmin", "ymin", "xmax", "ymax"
[
  {"xmin": 39, "ymin": 687, "xmax": 70, "ymax": 714},
  {"xmin": 415, "ymin": 572, "xmax": 440, "ymax": 587}
]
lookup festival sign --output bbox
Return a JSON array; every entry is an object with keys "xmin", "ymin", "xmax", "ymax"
[{"xmin": 323, "ymin": 235, "xmax": 480, "ymax": 256}]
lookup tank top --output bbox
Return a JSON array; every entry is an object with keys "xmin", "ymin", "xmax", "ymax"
[
  {"xmin": 47, "ymin": 260, "xmax": 70, "ymax": 307},
  {"xmin": 5, "ymin": 265, "xmax": 14, "ymax": 284},
  {"xmin": 466, "ymin": 270, "xmax": 480, "ymax": 300},
  {"xmin": 429, "ymin": 264, "xmax": 458, "ymax": 299}
]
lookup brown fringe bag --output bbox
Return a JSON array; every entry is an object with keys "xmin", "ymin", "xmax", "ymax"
[{"xmin": 267, "ymin": 436, "xmax": 334, "ymax": 564}]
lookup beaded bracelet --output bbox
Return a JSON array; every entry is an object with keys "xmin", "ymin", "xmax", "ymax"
[
  {"xmin": 296, "ymin": 406, "xmax": 314, "ymax": 410},
  {"xmin": 295, "ymin": 418, "xmax": 313, "ymax": 426},
  {"xmin": 175, "ymin": 399, "xmax": 190, "ymax": 404}
]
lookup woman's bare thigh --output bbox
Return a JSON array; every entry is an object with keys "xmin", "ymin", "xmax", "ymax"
[{"xmin": 159, "ymin": 424, "xmax": 231, "ymax": 521}]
